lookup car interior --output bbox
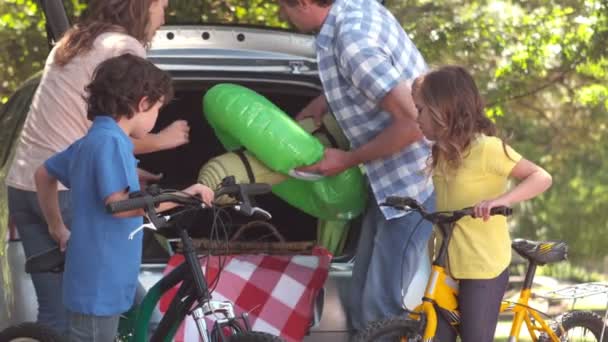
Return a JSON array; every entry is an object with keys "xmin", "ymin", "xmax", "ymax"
[{"xmin": 137, "ymin": 80, "xmax": 362, "ymax": 264}]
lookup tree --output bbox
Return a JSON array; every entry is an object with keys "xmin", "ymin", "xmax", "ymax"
[
  {"xmin": 387, "ymin": 0, "xmax": 608, "ymax": 264},
  {"xmin": 0, "ymin": 0, "xmax": 47, "ymax": 104}
]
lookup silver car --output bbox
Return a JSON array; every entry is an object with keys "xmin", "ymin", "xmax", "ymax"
[{"xmin": 1, "ymin": 1, "xmax": 428, "ymax": 341}]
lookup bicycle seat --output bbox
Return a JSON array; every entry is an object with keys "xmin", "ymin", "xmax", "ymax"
[
  {"xmin": 25, "ymin": 246, "xmax": 65, "ymax": 273},
  {"xmin": 511, "ymin": 239, "xmax": 568, "ymax": 265}
]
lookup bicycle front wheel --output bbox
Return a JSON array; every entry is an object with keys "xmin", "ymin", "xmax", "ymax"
[
  {"xmin": 354, "ymin": 317, "xmax": 423, "ymax": 342},
  {"xmin": 547, "ymin": 310, "xmax": 608, "ymax": 341},
  {"xmin": 0, "ymin": 322, "xmax": 63, "ymax": 342}
]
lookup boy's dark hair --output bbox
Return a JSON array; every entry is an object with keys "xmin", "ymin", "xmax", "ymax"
[{"xmin": 85, "ymin": 53, "xmax": 173, "ymax": 121}]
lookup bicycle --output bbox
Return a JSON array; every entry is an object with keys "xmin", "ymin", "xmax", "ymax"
[
  {"xmin": 354, "ymin": 196, "xmax": 607, "ymax": 342},
  {"xmin": 0, "ymin": 177, "xmax": 285, "ymax": 342}
]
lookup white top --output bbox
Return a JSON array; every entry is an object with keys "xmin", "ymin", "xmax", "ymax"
[{"xmin": 6, "ymin": 32, "xmax": 146, "ymax": 191}]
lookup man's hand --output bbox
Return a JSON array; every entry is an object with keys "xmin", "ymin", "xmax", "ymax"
[
  {"xmin": 296, "ymin": 148, "xmax": 356, "ymax": 176},
  {"xmin": 295, "ymin": 94, "xmax": 329, "ymax": 127},
  {"xmin": 49, "ymin": 224, "xmax": 70, "ymax": 252},
  {"xmin": 156, "ymin": 120, "xmax": 190, "ymax": 150},
  {"xmin": 137, "ymin": 168, "xmax": 162, "ymax": 189}
]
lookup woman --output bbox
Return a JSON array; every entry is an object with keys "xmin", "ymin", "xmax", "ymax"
[{"xmin": 5, "ymin": 0, "xmax": 185, "ymax": 334}]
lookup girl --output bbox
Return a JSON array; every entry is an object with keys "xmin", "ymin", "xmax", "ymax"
[
  {"xmin": 6, "ymin": 0, "xmax": 184, "ymax": 334},
  {"xmin": 412, "ymin": 65, "xmax": 552, "ymax": 342}
]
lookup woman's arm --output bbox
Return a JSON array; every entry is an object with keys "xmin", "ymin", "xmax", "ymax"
[{"xmin": 132, "ymin": 120, "xmax": 190, "ymax": 154}]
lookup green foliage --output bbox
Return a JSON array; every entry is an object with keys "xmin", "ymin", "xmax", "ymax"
[
  {"xmin": 162, "ymin": 0, "xmax": 284, "ymax": 28},
  {"xmin": 388, "ymin": 0, "xmax": 608, "ymax": 265},
  {"xmin": 0, "ymin": 0, "xmax": 46, "ymax": 104},
  {"xmin": 0, "ymin": 0, "xmax": 286, "ymax": 103},
  {"xmin": 511, "ymin": 260, "xmax": 605, "ymax": 283},
  {"xmin": 0, "ymin": 1, "xmax": 607, "ymax": 267},
  {"xmin": 536, "ymin": 261, "xmax": 606, "ymax": 283}
]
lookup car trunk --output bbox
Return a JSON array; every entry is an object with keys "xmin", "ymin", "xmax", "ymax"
[{"xmin": 138, "ymin": 79, "xmax": 323, "ymax": 247}]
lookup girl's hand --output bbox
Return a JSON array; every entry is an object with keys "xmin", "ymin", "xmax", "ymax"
[
  {"xmin": 474, "ymin": 198, "xmax": 510, "ymax": 221},
  {"xmin": 183, "ymin": 184, "xmax": 215, "ymax": 206}
]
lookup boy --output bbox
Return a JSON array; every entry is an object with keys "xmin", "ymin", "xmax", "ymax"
[{"xmin": 34, "ymin": 53, "xmax": 214, "ymax": 341}]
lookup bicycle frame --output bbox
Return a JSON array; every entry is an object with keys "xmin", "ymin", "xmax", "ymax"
[
  {"xmin": 117, "ymin": 226, "xmax": 248, "ymax": 342},
  {"xmin": 499, "ymin": 260, "xmax": 560, "ymax": 342},
  {"xmin": 408, "ymin": 221, "xmax": 461, "ymax": 341},
  {"xmin": 411, "ymin": 263, "xmax": 459, "ymax": 341},
  {"xmin": 118, "ymin": 258, "xmax": 196, "ymax": 342},
  {"xmin": 409, "ymin": 221, "xmax": 562, "ymax": 342}
]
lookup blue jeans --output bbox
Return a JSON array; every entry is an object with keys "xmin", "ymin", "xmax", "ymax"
[
  {"xmin": 349, "ymin": 192, "xmax": 435, "ymax": 331},
  {"xmin": 68, "ymin": 311, "xmax": 120, "ymax": 342},
  {"xmin": 8, "ymin": 186, "xmax": 71, "ymax": 334}
]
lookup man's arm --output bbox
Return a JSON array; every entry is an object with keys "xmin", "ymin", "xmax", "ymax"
[
  {"xmin": 297, "ymin": 82, "xmax": 423, "ymax": 176},
  {"xmin": 35, "ymin": 166, "xmax": 70, "ymax": 251},
  {"xmin": 348, "ymin": 82, "xmax": 423, "ymax": 164},
  {"xmin": 295, "ymin": 94, "xmax": 329, "ymax": 126}
]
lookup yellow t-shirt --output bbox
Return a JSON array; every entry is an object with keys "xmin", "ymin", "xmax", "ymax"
[{"xmin": 433, "ymin": 135, "xmax": 522, "ymax": 279}]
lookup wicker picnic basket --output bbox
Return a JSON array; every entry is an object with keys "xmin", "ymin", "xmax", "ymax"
[{"xmin": 177, "ymin": 220, "xmax": 316, "ymax": 255}]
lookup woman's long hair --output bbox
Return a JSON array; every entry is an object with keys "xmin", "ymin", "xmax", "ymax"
[
  {"xmin": 54, "ymin": 0, "xmax": 153, "ymax": 66},
  {"xmin": 415, "ymin": 66, "xmax": 502, "ymax": 173}
]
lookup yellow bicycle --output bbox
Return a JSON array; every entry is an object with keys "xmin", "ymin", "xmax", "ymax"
[{"xmin": 354, "ymin": 196, "xmax": 607, "ymax": 342}]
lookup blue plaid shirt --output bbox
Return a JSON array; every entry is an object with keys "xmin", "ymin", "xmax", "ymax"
[{"xmin": 316, "ymin": 0, "xmax": 433, "ymax": 219}]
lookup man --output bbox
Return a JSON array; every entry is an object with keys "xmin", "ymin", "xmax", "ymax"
[{"xmin": 278, "ymin": 0, "xmax": 435, "ymax": 332}]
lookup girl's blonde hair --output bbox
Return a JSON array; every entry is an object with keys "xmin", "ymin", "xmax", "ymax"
[
  {"xmin": 414, "ymin": 66, "xmax": 502, "ymax": 172},
  {"xmin": 54, "ymin": 0, "xmax": 155, "ymax": 66}
]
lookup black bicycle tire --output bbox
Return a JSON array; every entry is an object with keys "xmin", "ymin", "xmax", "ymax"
[
  {"xmin": 546, "ymin": 310, "xmax": 608, "ymax": 341},
  {"xmin": 0, "ymin": 322, "xmax": 64, "ymax": 342},
  {"xmin": 227, "ymin": 331, "xmax": 285, "ymax": 341},
  {"xmin": 354, "ymin": 316, "xmax": 423, "ymax": 342}
]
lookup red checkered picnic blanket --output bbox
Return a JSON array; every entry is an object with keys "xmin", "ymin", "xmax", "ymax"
[{"xmin": 159, "ymin": 247, "xmax": 332, "ymax": 342}]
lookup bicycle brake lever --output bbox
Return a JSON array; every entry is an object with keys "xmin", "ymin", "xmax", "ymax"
[
  {"xmin": 128, "ymin": 215, "xmax": 170, "ymax": 240},
  {"xmin": 250, "ymin": 206, "xmax": 272, "ymax": 220},
  {"xmin": 129, "ymin": 223, "xmax": 156, "ymax": 240},
  {"xmin": 234, "ymin": 203, "xmax": 272, "ymax": 220}
]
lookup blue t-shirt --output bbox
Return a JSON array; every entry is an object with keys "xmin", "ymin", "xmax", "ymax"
[{"xmin": 45, "ymin": 116, "xmax": 143, "ymax": 315}]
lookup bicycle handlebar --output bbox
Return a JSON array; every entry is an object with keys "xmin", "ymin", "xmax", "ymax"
[
  {"xmin": 214, "ymin": 183, "xmax": 272, "ymax": 199},
  {"xmin": 106, "ymin": 177, "xmax": 273, "ymax": 226},
  {"xmin": 106, "ymin": 193, "xmax": 200, "ymax": 214},
  {"xmin": 382, "ymin": 196, "xmax": 512, "ymax": 224}
]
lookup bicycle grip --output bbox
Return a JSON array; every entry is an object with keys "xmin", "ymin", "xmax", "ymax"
[
  {"xmin": 106, "ymin": 193, "xmax": 179, "ymax": 214},
  {"xmin": 490, "ymin": 206, "xmax": 512, "ymax": 216},
  {"xmin": 240, "ymin": 183, "xmax": 272, "ymax": 196},
  {"xmin": 384, "ymin": 196, "xmax": 420, "ymax": 209},
  {"xmin": 106, "ymin": 197, "xmax": 150, "ymax": 214}
]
